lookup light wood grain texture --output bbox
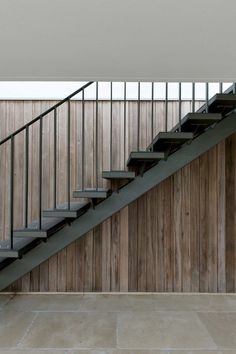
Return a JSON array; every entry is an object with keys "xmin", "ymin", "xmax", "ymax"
[{"xmin": 1, "ymin": 100, "xmax": 236, "ymax": 293}]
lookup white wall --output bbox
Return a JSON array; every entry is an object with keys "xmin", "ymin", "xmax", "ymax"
[
  {"xmin": 0, "ymin": 82, "xmax": 232, "ymax": 100},
  {"xmin": 0, "ymin": 0, "xmax": 236, "ymax": 81}
]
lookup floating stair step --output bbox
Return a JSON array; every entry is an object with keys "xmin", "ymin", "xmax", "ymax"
[
  {"xmin": 43, "ymin": 201, "xmax": 90, "ymax": 218},
  {"xmin": 102, "ymin": 170, "xmax": 136, "ymax": 180},
  {"xmin": 0, "ymin": 249, "xmax": 19, "ymax": 258},
  {"xmin": 73, "ymin": 188, "xmax": 111, "ymax": 199},
  {"xmin": 127, "ymin": 151, "xmax": 165, "ymax": 167},
  {"xmin": 172, "ymin": 113, "xmax": 222, "ymax": 134},
  {"xmin": 147, "ymin": 132, "xmax": 193, "ymax": 152},
  {"xmin": 13, "ymin": 217, "xmax": 66, "ymax": 239},
  {"xmin": 208, "ymin": 94, "xmax": 236, "ymax": 114}
]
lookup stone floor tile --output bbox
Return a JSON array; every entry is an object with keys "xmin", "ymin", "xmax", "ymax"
[
  {"xmin": 152, "ymin": 294, "xmax": 236, "ymax": 312},
  {"xmin": 197, "ymin": 312, "xmax": 236, "ymax": 349},
  {"xmin": 73, "ymin": 294, "xmax": 159, "ymax": 312},
  {"xmin": 0, "ymin": 350, "xmax": 66, "ymax": 354},
  {"xmin": 4, "ymin": 294, "xmax": 84, "ymax": 312},
  {"xmin": 117, "ymin": 311, "xmax": 217, "ymax": 349},
  {"xmin": 0, "ymin": 310, "xmax": 36, "ymax": 348},
  {"xmin": 20, "ymin": 312, "xmax": 116, "ymax": 349},
  {"xmin": 0, "ymin": 295, "xmax": 13, "ymax": 310}
]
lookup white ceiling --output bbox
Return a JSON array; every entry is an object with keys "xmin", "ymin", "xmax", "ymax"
[{"xmin": 0, "ymin": 0, "xmax": 236, "ymax": 82}]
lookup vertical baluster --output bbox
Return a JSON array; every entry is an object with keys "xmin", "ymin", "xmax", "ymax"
[
  {"xmin": 10, "ymin": 136, "xmax": 14, "ymax": 249},
  {"xmin": 206, "ymin": 82, "xmax": 209, "ymax": 113},
  {"xmin": 25, "ymin": 126, "xmax": 29, "ymax": 228},
  {"xmin": 233, "ymin": 82, "xmax": 236, "ymax": 94},
  {"xmin": 179, "ymin": 82, "xmax": 182, "ymax": 132},
  {"xmin": 39, "ymin": 117, "xmax": 43, "ymax": 229},
  {"xmin": 192, "ymin": 82, "xmax": 195, "ymax": 113},
  {"xmin": 53, "ymin": 109, "xmax": 57, "ymax": 209},
  {"xmin": 165, "ymin": 82, "xmax": 168, "ymax": 132},
  {"xmin": 67, "ymin": 100, "xmax": 71, "ymax": 209},
  {"xmin": 82, "ymin": 90, "xmax": 85, "ymax": 190},
  {"xmin": 124, "ymin": 81, "xmax": 127, "ymax": 168},
  {"xmin": 110, "ymin": 82, "xmax": 113, "ymax": 170},
  {"xmin": 219, "ymin": 82, "xmax": 223, "ymax": 94},
  {"xmin": 137, "ymin": 82, "xmax": 140, "ymax": 150},
  {"xmin": 96, "ymin": 82, "xmax": 99, "ymax": 189},
  {"xmin": 151, "ymin": 82, "xmax": 154, "ymax": 151}
]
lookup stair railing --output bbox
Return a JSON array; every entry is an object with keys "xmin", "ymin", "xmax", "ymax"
[
  {"xmin": 0, "ymin": 81, "xmax": 94, "ymax": 251},
  {"xmin": 0, "ymin": 81, "xmax": 234, "ymax": 253}
]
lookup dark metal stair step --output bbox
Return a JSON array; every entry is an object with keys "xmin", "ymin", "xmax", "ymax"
[
  {"xmin": 73, "ymin": 188, "xmax": 111, "ymax": 199},
  {"xmin": 0, "ymin": 236, "xmax": 38, "ymax": 264},
  {"xmin": 127, "ymin": 151, "xmax": 165, "ymax": 167},
  {"xmin": 208, "ymin": 93, "xmax": 236, "ymax": 114},
  {"xmin": 13, "ymin": 217, "xmax": 66, "ymax": 239},
  {"xmin": 147, "ymin": 132, "xmax": 193, "ymax": 152},
  {"xmin": 172, "ymin": 113, "xmax": 222, "ymax": 134},
  {"xmin": 0, "ymin": 249, "xmax": 19, "ymax": 258},
  {"xmin": 102, "ymin": 170, "xmax": 136, "ymax": 180},
  {"xmin": 43, "ymin": 202, "xmax": 90, "ymax": 218}
]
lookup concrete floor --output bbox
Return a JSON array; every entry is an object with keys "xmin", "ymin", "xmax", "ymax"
[{"xmin": 0, "ymin": 293, "xmax": 236, "ymax": 353}]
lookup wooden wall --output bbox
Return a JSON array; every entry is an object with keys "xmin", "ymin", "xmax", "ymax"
[
  {"xmin": 0, "ymin": 100, "xmax": 201, "ymax": 241},
  {"xmin": 5, "ymin": 133, "xmax": 236, "ymax": 293},
  {"xmin": 1, "ymin": 100, "xmax": 236, "ymax": 293}
]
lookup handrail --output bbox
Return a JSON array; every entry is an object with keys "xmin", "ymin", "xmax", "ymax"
[{"xmin": 0, "ymin": 81, "xmax": 94, "ymax": 146}]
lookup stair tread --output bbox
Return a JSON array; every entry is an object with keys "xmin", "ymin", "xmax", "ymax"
[
  {"xmin": 13, "ymin": 217, "xmax": 66, "ymax": 238},
  {"xmin": 0, "ymin": 236, "xmax": 37, "ymax": 261},
  {"xmin": 127, "ymin": 151, "xmax": 165, "ymax": 167},
  {"xmin": 73, "ymin": 188, "xmax": 111, "ymax": 199},
  {"xmin": 43, "ymin": 202, "xmax": 90, "ymax": 218},
  {"xmin": 172, "ymin": 113, "xmax": 222, "ymax": 133},
  {"xmin": 208, "ymin": 93, "xmax": 236, "ymax": 114},
  {"xmin": 147, "ymin": 132, "xmax": 193, "ymax": 152},
  {"xmin": 102, "ymin": 170, "xmax": 136, "ymax": 179}
]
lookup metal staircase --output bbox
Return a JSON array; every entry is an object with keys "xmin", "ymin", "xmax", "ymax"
[{"xmin": 1, "ymin": 82, "xmax": 236, "ymax": 290}]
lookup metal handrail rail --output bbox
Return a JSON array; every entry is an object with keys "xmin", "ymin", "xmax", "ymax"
[{"xmin": 0, "ymin": 81, "xmax": 94, "ymax": 146}]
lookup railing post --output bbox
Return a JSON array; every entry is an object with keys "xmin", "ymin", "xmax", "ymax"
[
  {"xmin": 53, "ymin": 109, "xmax": 57, "ymax": 209},
  {"xmin": 137, "ymin": 81, "xmax": 140, "ymax": 150},
  {"xmin": 151, "ymin": 82, "xmax": 154, "ymax": 150},
  {"xmin": 95, "ymin": 82, "xmax": 99, "ymax": 189},
  {"xmin": 124, "ymin": 81, "xmax": 127, "ymax": 168},
  {"xmin": 39, "ymin": 117, "xmax": 43, "ymax": 229},
  {"xmin": 25, "ymin": 126, "xmax": 29, "ymax": 228},
  {"xmin": 82, "ymin": 90, "xmax": 85, "ymax": 190},
  {"xmin": 192, "ymin": 82, "xmax": 195, "ymax": 113},
  {"xmin": 110, "ymin": 82, "xmax": 113, "ymax": 170},
  {"xmin": 67, "ymin": 99, "xmax": 71, "ymax": 209},
  {"xmin": 179, "ymin": 82, "xmax": 182, "ymax": 132},
  {"xmin": 206, "ymin": 82, "xmax": 209, "ymax": 113},
  {"xmin": 10, "ymin": 136, "xmax": 14, "ymax": 249},
  {"xmin": 219, "ymin": 82, "xmax": 223, "ymax": 94},
  {"xmin": 165, "ymin": 82, "xmax": 168, "ymax": 132}
]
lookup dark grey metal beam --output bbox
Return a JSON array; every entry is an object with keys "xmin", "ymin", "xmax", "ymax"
[{"xmin": 1, "ymin": 112, "xmax": 236, "ymax": 290}]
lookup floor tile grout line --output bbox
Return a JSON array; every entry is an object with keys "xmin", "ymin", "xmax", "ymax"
[{"xmin": 16, "ymin": 311, "xmax": 39, "ymax": 348}]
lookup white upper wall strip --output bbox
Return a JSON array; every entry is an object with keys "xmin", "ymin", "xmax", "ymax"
[{"xmin": 0, "ymin": 82, "xmax": 232, "ymax": 100}]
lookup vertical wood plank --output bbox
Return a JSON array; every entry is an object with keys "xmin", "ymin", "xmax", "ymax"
[
  {"xmin": 217, "ymin": 141, "xmax": 226, "ymax": 292},
  {"xmin": 137, "ymin": 194, "xmax": 147, "ymax": 291},
  {"xmin": 146, "ymin": 188, "xmax": 157, "ymax": 292},
  {"xmin": 111, "ymin": 213, "xmax": 120, "ymax": 291},
  {"xmin": 199, "ymin": 153, "xmax": 209, "ymax": 292},
  {"xmin": 119, "ymin": 206, "xmax": 129, "ymax": 292},
  {"xmin": 128, "ymin": 200, "xmax": 138, "ymax": 291},
  {"xmin": 190, "ymin": 158, "xmax": 200, "ymax": 292}
]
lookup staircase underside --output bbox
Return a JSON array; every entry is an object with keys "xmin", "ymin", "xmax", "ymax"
[{"xmin": 1, "ymin": 112, "xmax": 236, "ymax": 291}]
